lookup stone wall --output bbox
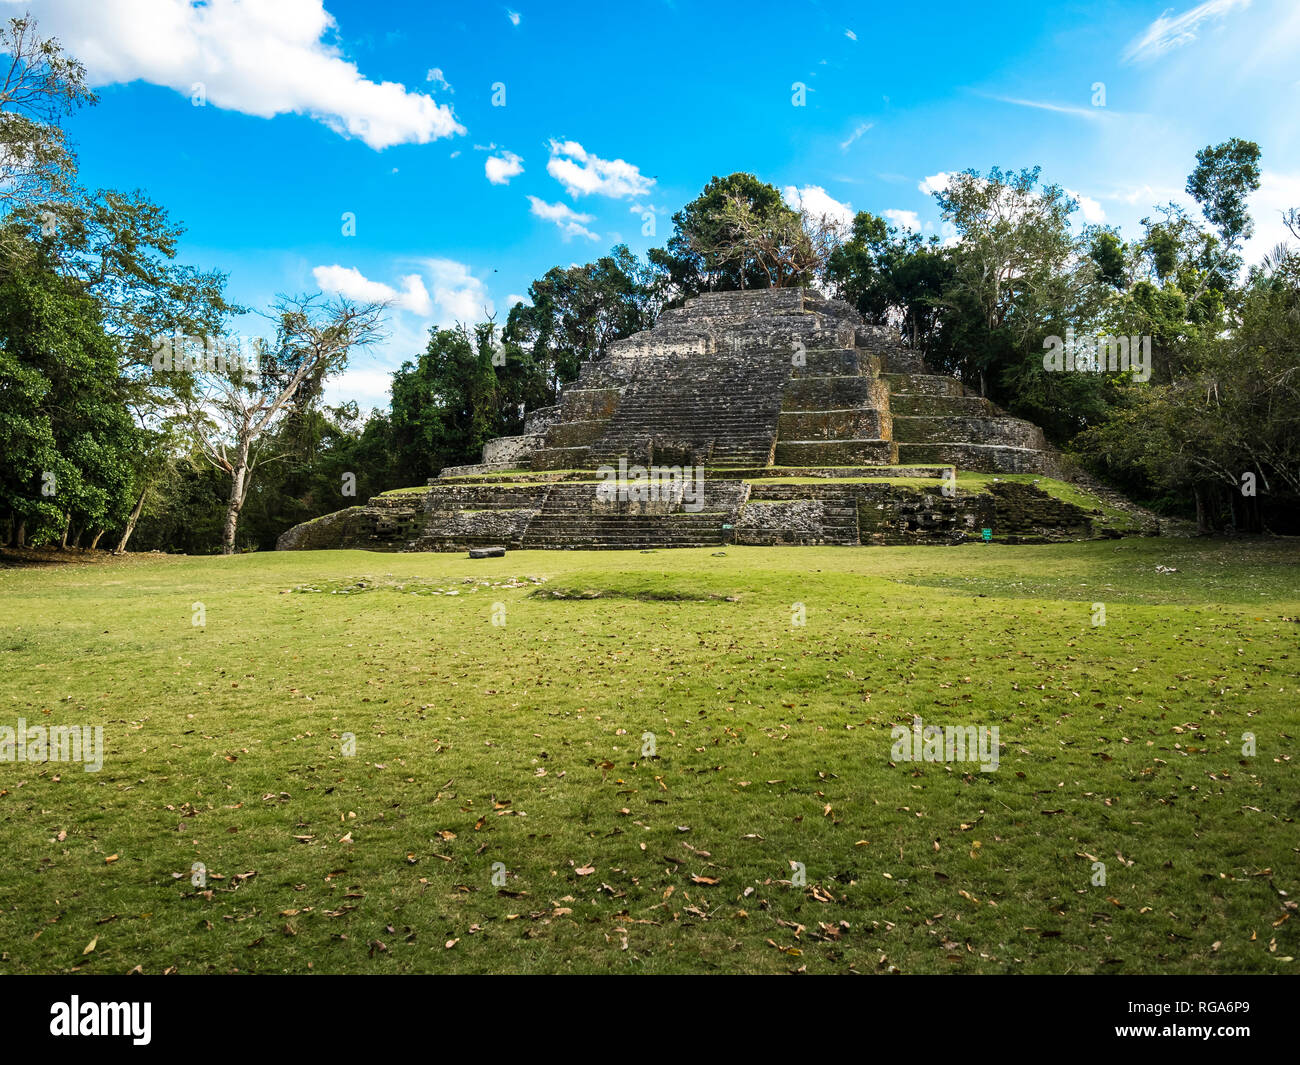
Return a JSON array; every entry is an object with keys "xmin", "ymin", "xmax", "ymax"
[
  {"xmin": 275, "ymin": 506, "xmax": 368, "ymax": 550},
  {"xmin": 482, "ymin": 433, "xmax": 545, "ymax": 465},
  {"xmin": 278, "ymin": 476, "xmax": 1097, "ymax": 552}
]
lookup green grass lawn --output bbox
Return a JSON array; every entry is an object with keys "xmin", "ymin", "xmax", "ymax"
[{"xmin": 1, "ymin": 539, "xmax": 1297, "ymax": 974}]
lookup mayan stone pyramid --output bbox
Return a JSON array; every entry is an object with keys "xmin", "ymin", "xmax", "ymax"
[{"xmin": 280, "ymin": 288, "xmax": 1106, "ymax": 551}]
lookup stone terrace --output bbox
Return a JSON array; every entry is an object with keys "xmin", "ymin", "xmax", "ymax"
[{"xmin": 278, "ymin": 289, "xmax": 1115, "ymax": 552}]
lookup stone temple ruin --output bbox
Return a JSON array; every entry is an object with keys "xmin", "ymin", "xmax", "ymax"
[{"xmin": 279, "ymin": 288, "xmax": 1123, "ymax": 551}]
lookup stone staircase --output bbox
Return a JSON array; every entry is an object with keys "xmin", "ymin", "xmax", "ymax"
[
  {"xmin": 586, "ymin": 350, "xmax": 791, "ymax": 467},
  {"xmin": 734, "ymin": 483, "xmax": 862, "ymax": 545},
  {"xmin": 519, "ymin": 480, "xmax": 748, "ymax": 550}
]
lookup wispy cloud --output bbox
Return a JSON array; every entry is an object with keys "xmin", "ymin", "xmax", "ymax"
[
  {"xmin": 527, "ymin": 195, "xmax": 598, "ymax": 241},
  {"xmin": 983, "ymin": 94, "xmax": 1114, "ymax": 122},
  {"xmin": 1123, "ymin": 0, "xmax": 1252, "ymax": 63},
  {"xmin": 839, "ymin": 121, "xmax": 873, "ymax": 151}
]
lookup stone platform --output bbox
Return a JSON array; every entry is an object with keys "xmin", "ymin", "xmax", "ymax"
[{"xmin": 278, "ymin": 289, "xmax": 1119, "ymax": 552}]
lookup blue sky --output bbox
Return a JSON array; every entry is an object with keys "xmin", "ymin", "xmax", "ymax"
[{"xmin": 11, "ymin": 0, "xmax": 1300, "ymax": 410}]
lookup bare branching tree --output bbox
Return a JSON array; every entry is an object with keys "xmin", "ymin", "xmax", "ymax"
[
  {"xmin": 186, "ymin": 295, "xmax": 387, "ymax": 554},
  {"xmin": 0, "ymin": 15, "xmax": 95, "ymax": 244},
  {"xmin": 697, "ymin": 193, "xmax": 841, "ymax": 289}
]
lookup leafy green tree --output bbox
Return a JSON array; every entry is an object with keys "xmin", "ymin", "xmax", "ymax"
[
  {"xmin": 237, "ymin": 404, "xmax": 397, "ymax": 549},
  {"xmin": 1186, "ymin": 138, "xmax": 1262, "ymax": 263},
  {"xmin": 651, "ymin": 173, "xmax": 802, "ymax": 294},
  {"xmin": 1089, "ymin": 230, "xmax": 1127, "ymax": 289},
  {"xmin": 390, "ymin": 323, "xmax": 502, "ymax": 484},
  {"xmin": 509, "ymin": 245, "xmax": 654, "ymax": 390},
  {"xmin": 827, "ymin": 211, "xmax": 956, "ymax": 352},
  {"xmin": 930, "ymin": 167, "xmax": 1098, "ymax": 409},
  {"xmin": 0, "ymin": 243, "xmax": 135, "ymax": 547}
]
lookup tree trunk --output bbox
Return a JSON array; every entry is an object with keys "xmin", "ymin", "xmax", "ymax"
[
  {"xmin": 1239, "ymin": 489, "xmax": 1262, "ymax": 534},
  {"xmin": 15, "ymin": 520, "xmax": 25, "ymax": 548},
  {"xmin": 89, "ymin": 528, "xmax": 105, "ymax": 550},
  {"xmin": 59, "ymin": 513, "xmax": 71, "ymax": 549},
  {"xmin": 221, "ymin": 441, "xmax": 253, "ymax": 555},
  {"xmin": 1194, "ymin": 484, "xmax": 1212, "ymax": 535},
  {"xmin": 115, "ymin": 489, "xmax": 148, "ymax": 554}
]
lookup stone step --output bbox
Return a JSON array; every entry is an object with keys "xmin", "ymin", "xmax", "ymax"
[
  {"xmin": 774, "ymin": 439, "xmax": 898, "ymax": 465},
  {"xmin": 880, "ymin": 373, "xmax": 965, "ymax": 397},
  {"xmin": 789, "ymin": 347, "xmax": 878, "ymax": 378},
  {"xmin": 888, "ymin": 393, "xmax": 996, "ymax": 417},
  {"xmin": 896, "ymin": 442, "xmax": 1058, "ymax": 474},
  {"xmin": 877, "ymin": 349, "xmax": 928, "ymax": 374},
  {"xmin": 891, "ymin": 415, "xmax": 1046, "ymax": 450},
  {"xmin": 437, "ymin": 461, "xmax": 517, "ymax": 478},
  {"xmin": 704, "ymin": 464, "xmax": 951, "ymax": 480},
  {"xmin": 544, "ymin": 419, "xmax": 609, "ymax": 449},
  {"xmin": 782, "ymin": 376, "xmax": 886, "ymax": 411},
  {"xmin": 555, "ymin": 388, "xmax": 620, "ymax": 422},
  {"xmin": 481, "ymin": 433, "xmax": 545, "ymax": 466},
  {"xmin": 523, "ymin": 404, "xmax": 562, "ymax": 435},
  {"xmin": 778, "ymin": 408, "xmax": 888, "ymax": 440},
  {"xmin": 530, "ymin": 446, "xmax": 592, "ymax": 471}
]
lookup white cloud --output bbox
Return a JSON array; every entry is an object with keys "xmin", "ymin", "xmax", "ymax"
[
  {"xmin": 425, "ymin": 67, "xmax": 452, "ymax": 92},
  {"xmin": 1064, "ymin": 188, "xmax": 1107, "ymax": 224},
  {"xmin": 528, "ymin": 195, "xmax": 598, "ymax": 241},
  {"xmin": 312, "ymin": 260, "xmax": 491, "ymax": 325},
  {"xmin": 987, "ymin": 95, "xmax": 1111, "ymax": 122},
  {"xmin": 1123, "ymin": 0, "xmax": 1252, "ymax": 62},
  {"xmin": 840, "ymin": 121, "xmax": 873, "ymax": 151},
  {"xmin": 485, "ymin": 150, "xmax": 524, "ymax": 185},
  {"xmin": 311, "ymin": 265, "xmax": 432, "ymax": 315},
  {"xmin": 327, "ymin": 366, "xmax": 399, "ymax": 413},
  {"xmin": 1242, "ymin": 169, "xmax": 1300, "ymax": 268},
  {"xmin": 918, "ymin": 172, "xmax": 953, "ymax": 196},
  {"xmin": 424, "ymin": 258, "xmax": 493, "ymax": 324},
  {"xmin": 783, "ymin": 185, "xmax": 855, "ymax": 231},
  {"xmin": 506, "ymin": 294, "xmax": 529, "ymax": 308},
  {"xmin": 507, "ymin": 9, "xmax": 521, "ymax": 26},
  {"xmin": 16, "ymin": 0, "xmax": 465, "ymax": 150},
  {"xmin": 546, "ymin": 139, "xmax": 654, "ymax": 199},
  {"xmin": 1104, "ymin": 182, "xmax": 1183, "ymax": 206},
  {"xmin": 844, "ymin": 28, "xmax": 857, "ymax": 41},
  {"xmin": 882, "ymin": 209, "xmax": 921, "ymax": 231}
]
